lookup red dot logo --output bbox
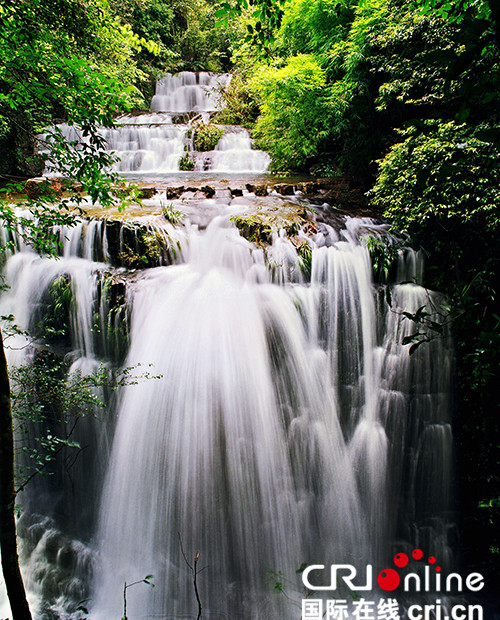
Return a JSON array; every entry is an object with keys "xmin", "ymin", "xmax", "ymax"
[
  {"xmin": 428, "ymin": 556, "xmax": 436, "ymax": 564},
  {"xmin": 412, "ymin": 549, "xmax": 423, "ymax": 560},
  {"xmin": 393, "ymin": 553, "xmax": 409, "ymax": 568},
  {"xmin": 378, "ymin": 568, "xmax": 401, "ymax": 591},
  {"xmin": 436, "ymin": 566, "xmax": 441, "ymax": 572}
]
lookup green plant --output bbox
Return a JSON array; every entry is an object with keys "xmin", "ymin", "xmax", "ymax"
[
  {"xmin": 363, "ymin": 236, "xmax": 403, "ymax": 283},
  {"xmin": 162, "ymin": 202, "xmax": 183, "ymax": 224},
  {"xmin": 193, "ymin": 122, "xmax": 224, "ymax": 151},
  {"xmin": 38, "ymin": 276, "xmax": 73, "ymax": 343},
  {"xmin": 371, "ymin": 121, "xmax": 500, "ymax": 233},
  {"xmin": 179, "ymin": 153, "xmax": 195, "ymax": 171},
  {"xmin": 251, "ymin": 55, "xmax": 334, "ymax": 171},
  {"xmin": 122, "ymin": 575, "xmax": 154, "ymax": 620}
]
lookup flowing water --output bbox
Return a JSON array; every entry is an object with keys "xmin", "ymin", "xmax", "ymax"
[
  {"xmin": 44, "ymin": 71, "xmax": 270, "ymax": 175},
  {"xmin": 0, "ymin": 73, "xmax": 458, "ymax": 619}
]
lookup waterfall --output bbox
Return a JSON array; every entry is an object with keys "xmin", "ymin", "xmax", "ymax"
[
  {"xmin": 42, "ymin": 72, "xmax": 269, "ymax": 174},
  {"xmin": 0, "ymin": 197, "xmax": 455, "ymax": 618},
  {"xmin": 150, "ymin": 71, "xmax": 231, "ymax": 114}
]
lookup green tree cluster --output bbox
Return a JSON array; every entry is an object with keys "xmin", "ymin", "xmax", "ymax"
[
  {"xmin": 221, "ymin": 0, "xmax": 500, "ymax": 585},
  {"xmin": 0, "ymin": 0, "xmax": 148, "ymax": 178},
  {"xmin": 110, "ymin": 0, "xmax": 238, "ymax": 97}
]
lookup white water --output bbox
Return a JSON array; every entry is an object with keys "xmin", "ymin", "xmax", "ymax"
[
  {"xmin": 0, "ymin": 201, "xmax": 455, "ymax": 618},
  {"xmin": 150, "ymin": 71, "xmax": 231, "ymax": 113},
  {"xmin": 43, "ymin": 72, "xmax": 270, "ymax": 174}
]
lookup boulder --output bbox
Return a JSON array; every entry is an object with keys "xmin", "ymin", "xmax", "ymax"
[
  {"xmin": 137, "ymin": 187, "xmax": 157, "ymax": 200},
  {"xmin": 296, "ymin": 182, "xmax": 319, "ymax": 194},
  {"xmin": 166, "ymin": 186, "xmax": 184, "ymax": 199},
  {"xmin": 245, "ymin": 183, "xmax": 268, "ymax": 196},
  {"xmin": 24, "ymin": 176, "xmax": 62, "ymax": 199},
  {"xmin": 273, "ymin": 183, "xmax": 295, "ymax": 196},
  {"xmin": 201, "ymin": 185, "xmax": 216, "ymax": 199}
]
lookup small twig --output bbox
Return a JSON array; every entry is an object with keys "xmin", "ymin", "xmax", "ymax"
[{"xmin": 178, "ymin": 532, "xmax": 204, "ymax": 620}]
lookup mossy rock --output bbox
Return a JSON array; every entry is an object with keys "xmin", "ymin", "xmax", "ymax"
[{"xmin": 230, "ymin": 199, "xmax": 312, "ymax": 246}]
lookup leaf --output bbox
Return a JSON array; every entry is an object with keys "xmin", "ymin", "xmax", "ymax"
[
  {"xmin": 427, "ymin": 321, "xmax": 443, "ymax": 334},
  {"xmin": 414, "ymin": 305, "xmax": 427, "ymax": 322}
]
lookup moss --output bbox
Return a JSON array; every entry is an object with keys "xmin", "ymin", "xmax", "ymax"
[{"xmin": 230, "ymin": 215, "xmax": 273, "ymax": 245}]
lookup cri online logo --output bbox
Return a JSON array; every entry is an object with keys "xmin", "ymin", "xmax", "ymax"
[{"xmin": 302, "ymin": 549, "xmax": 484, "ymax": 593}]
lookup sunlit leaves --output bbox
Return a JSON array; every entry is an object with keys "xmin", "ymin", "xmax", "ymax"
[{"xmin": 371, "ymin": 121, "xmax": 500, "ymax": 232}]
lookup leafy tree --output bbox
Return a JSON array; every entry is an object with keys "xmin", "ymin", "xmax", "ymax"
[
  {"xmin": 0, "ymin": 0, "xmax": 145, "ymax": 178},
  {"xmin": 0, "ymin": 1, "xmax": 150, "ymax": 617},
  {"xmin": 371, "ymin": 121, "xmax": 500, "ymax": 232},
  {"xmin": 251, "ymin": 55, "xmax": 333, "ymax": 170},
  {"xmin": 111, "ymin": 0, "xmax": 237, "ymax": 85}
]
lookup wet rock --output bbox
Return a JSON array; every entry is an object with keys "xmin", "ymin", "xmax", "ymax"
[
  {"xmin": 104, "ymin": 220, "xmax": 122, "ymax": 266},
  {"xmin": 166, "ymin": 186, "xmax": 184, "ymax": 199},
  {"xmin": 137, "ymin": 187, "xmax": 157, "ymax": 200},
  {"xmin": 24, "ymin": 176, "xmax": 62, "ymax": 199},
  {"xmin": 230, "ymin": 199, "xmax": 313, "ymax": 246},
  {"xmin": 245, "ymin": 183, "xmax": 268, "ymax": 196},
  {"xmin": 296, "ymin": 182, "xmax": 319, "ymax": 194},
  {"xmin": 201, "ymin": 185, "xmax": 216, "ymax": 199},
  {"xmin": 230, "ymin": 188, "xmax": 243, "ymax": 197},
  {"xmin": 273, "ymin": 183, "xmax": 295, "ymax": 196}
]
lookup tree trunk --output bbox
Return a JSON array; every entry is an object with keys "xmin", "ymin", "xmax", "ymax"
[{"xmin": 0, "ymin": 329, "xmax": 32, "ymax": 619}]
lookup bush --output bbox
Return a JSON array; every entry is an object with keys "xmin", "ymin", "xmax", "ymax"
[
  {"xmin": 251, "ymin": 54, "xmax": 333, "ymax": 171},
  {"xmin": 193, "ymin": 122, "xmax": 224, "ymax": 151},
  {"xmin": 371, "ymin": 121, "xmax": 500, "ymax": 232},
  {"xmin": 178, "ymin": 153, "xmax": 195, "ymax": 170}
]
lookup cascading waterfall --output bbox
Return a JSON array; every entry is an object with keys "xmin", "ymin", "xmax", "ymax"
[
  {"xmin": 150, "ymin": 71, "xmax": 231, "ymax": 114},
  {"xmin": 43, "ymin": 72, "xmax": 270, "ymax": 174},
  {"xmin": 89, "ymin": 215, "xmax": 450, "ymax": 618},
  {"xmin": 0, "ymin": 192, "xmax": 455, "ymax": 618}
]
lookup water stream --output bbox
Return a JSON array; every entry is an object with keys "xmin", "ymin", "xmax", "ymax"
[{"xmin": 0, "ymin": 73, "xmax": 457, "ymax": 619}]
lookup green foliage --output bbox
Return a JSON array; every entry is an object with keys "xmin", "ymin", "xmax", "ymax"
[
  {"xmin": 12, "ymin": 357, "xmax": 161, "ymax": 494},
  {"xmin": 113, "ymin": 0, "xmax": 237, "ymax": 76},
  {"xmin": 162, "ymin": 202, "xmax": 183, "ymax": 224},
  {"xmin": 178, "ymin": 153, "xmax": 195, "ymax": 171},
  {"xmin": 11, "ymin": 358, "xmax": 109, "ymax": 492},
  {"xmin": 193, "ymin": 122, "xmax": 224, "ymax": 151},
  {"xmin": 39, "ymin": 276, "xmax": 73, "ymax": 343},
  {"xmin": 213, "ymin": 72, "xmax": 261, "ymax": 128},
  {"xmin": 363, "ymin": 235, "xmax": 403, "ymax": 283},
  {"xmin": 252, "ymin": 55, "xmax": 333, "ymax": 170},
  {"xmin": 371, "ymin": 121, "xmax": 500, "ymax": 232},
  {"xmin": 297, "ymin": 243, "xmax": 312, "ymax": 278},
  {"xmin": 277, "ymin": 0, "xmax": 354, "ymax": 56},
  {"xmin": 216, "ymin": 0, "xmax": 286, "ymax": 53},
  {"xmin": 0, "ymin": 0, "xmax": 145, "ymax": 135}
]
